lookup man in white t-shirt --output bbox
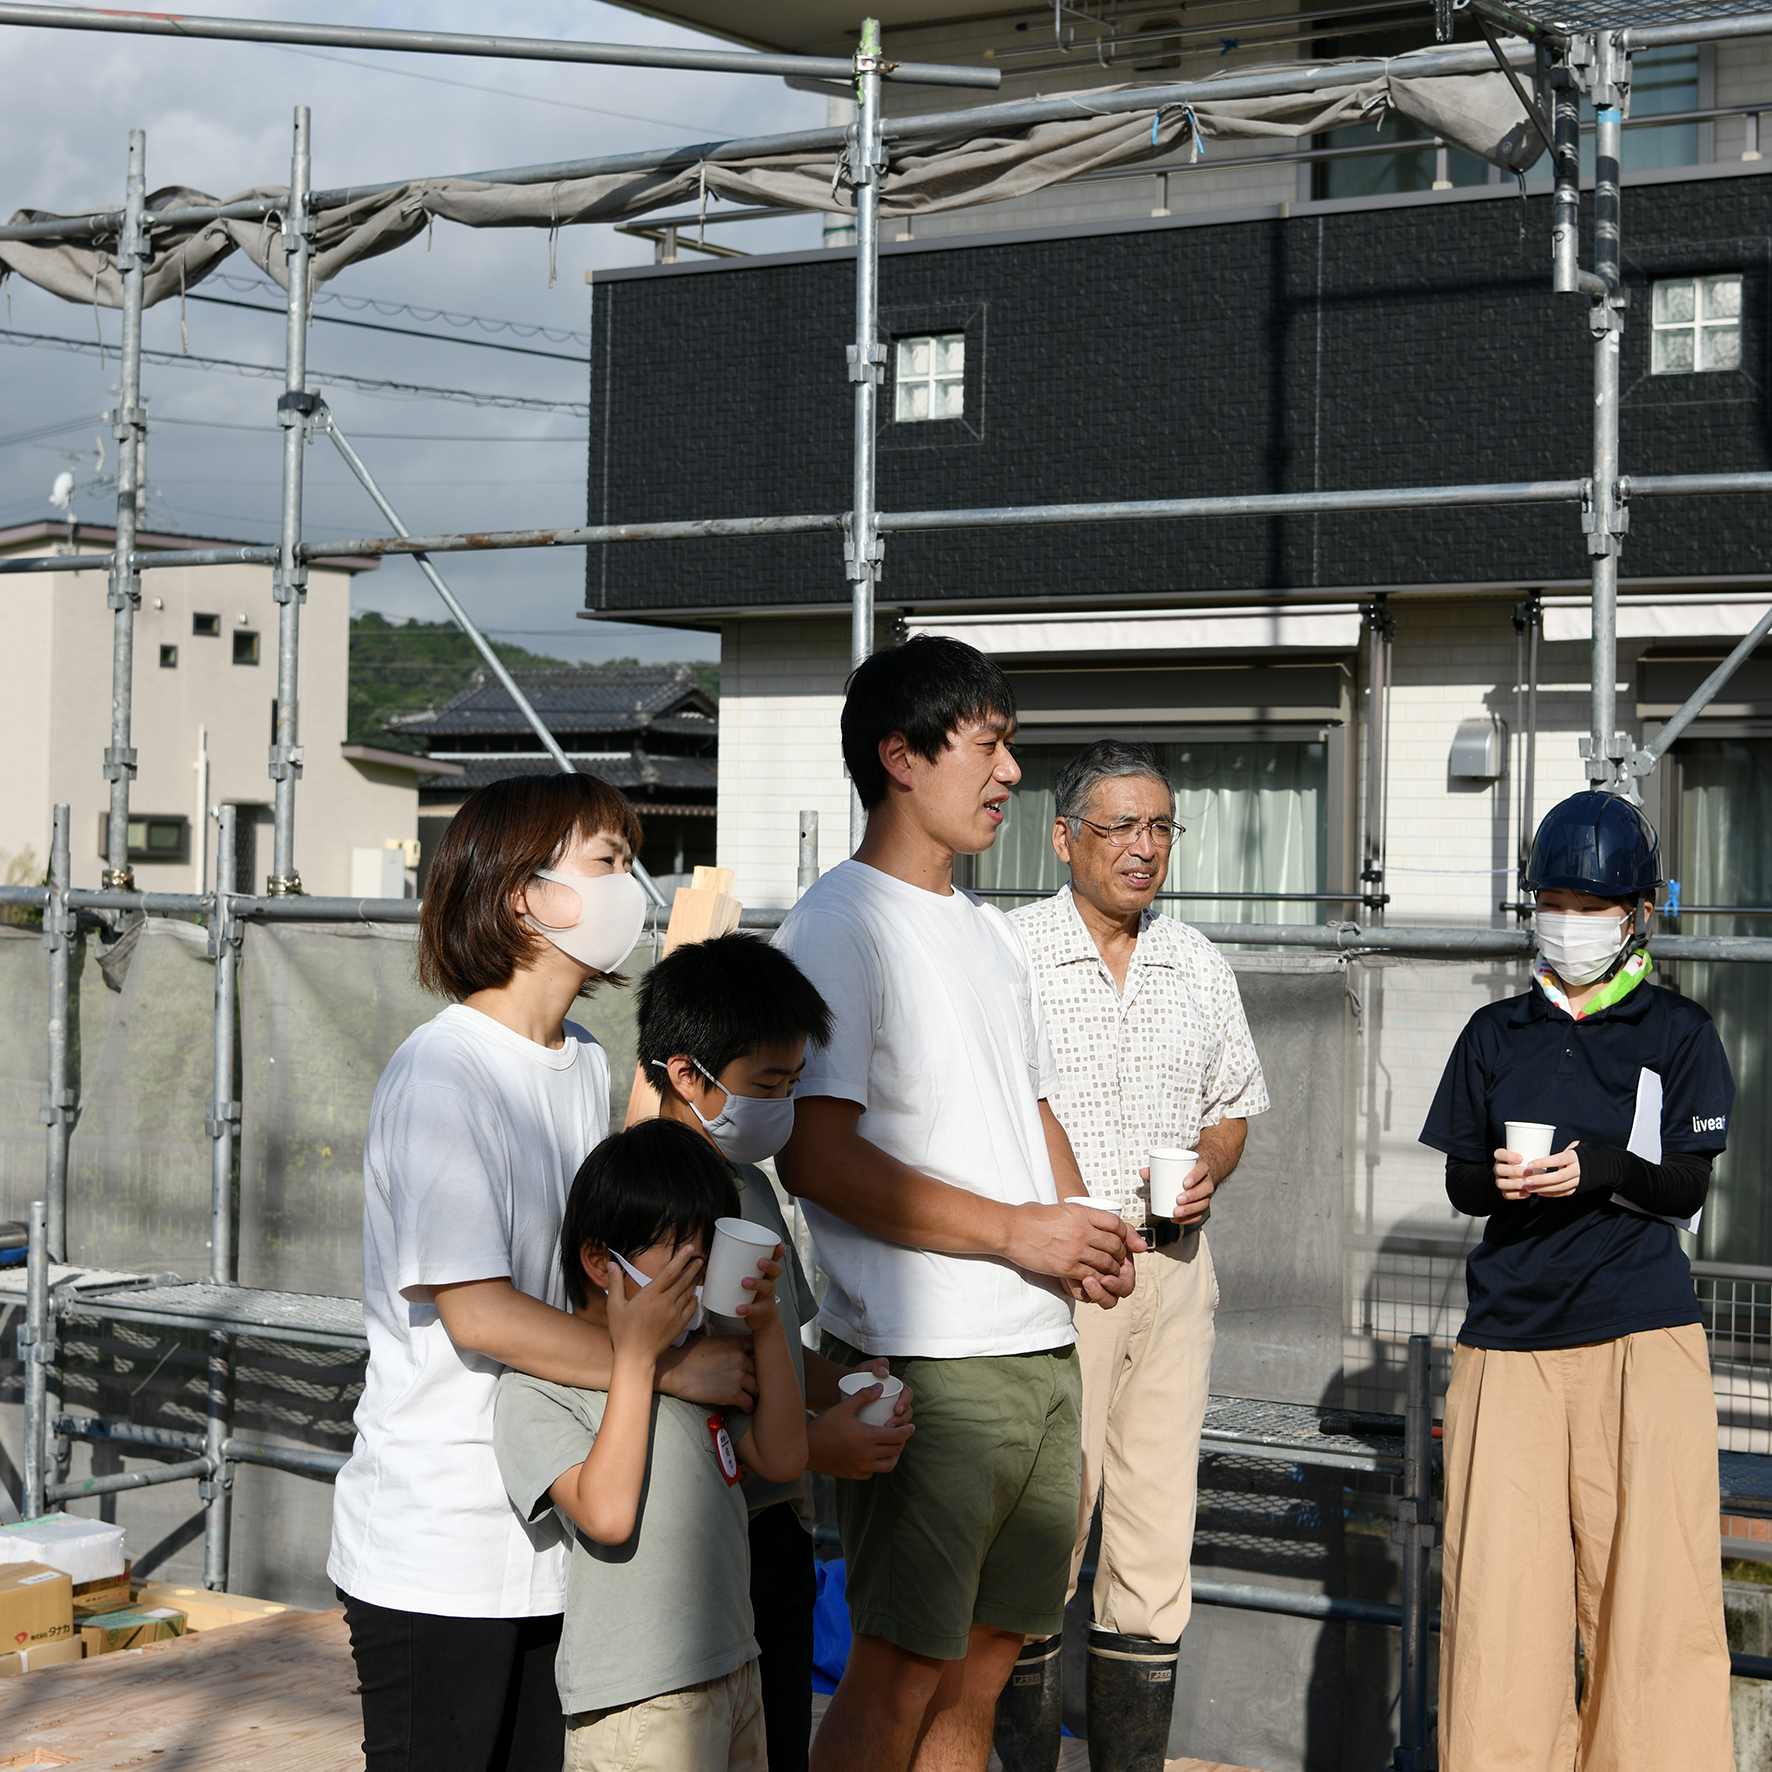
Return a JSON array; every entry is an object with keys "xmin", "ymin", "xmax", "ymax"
[{"xmin": 776, "ymin": 635, "xmax": 1139, "ymax": 1772}]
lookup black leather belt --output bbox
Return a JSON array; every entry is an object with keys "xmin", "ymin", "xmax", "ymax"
[{"xmin": 1145, "ymin": 1220, "xmax": 1184, "ymax": 1249}]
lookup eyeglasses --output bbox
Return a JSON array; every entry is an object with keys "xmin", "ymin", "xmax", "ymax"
[{"xmin": 1071, "ymin": 816, "xmax": 1184, "ymax": 849}]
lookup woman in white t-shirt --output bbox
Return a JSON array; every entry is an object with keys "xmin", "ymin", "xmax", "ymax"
[{"xmin": 328, "ymin": 773, "xmax": 755, "ymax": 1772}]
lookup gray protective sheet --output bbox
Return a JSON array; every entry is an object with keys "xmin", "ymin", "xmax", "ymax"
[{"xmin": 0, "ymin": 65, "xmax": 1538, "ymax": 306}]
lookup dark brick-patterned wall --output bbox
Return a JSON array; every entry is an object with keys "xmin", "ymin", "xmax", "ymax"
[{"xmin": 584, "ymin": 175, "xmax": 1772, "ymax": 615}]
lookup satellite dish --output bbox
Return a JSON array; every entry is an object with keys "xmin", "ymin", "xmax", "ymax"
[{"xmin": 48, "ymin": 471, "xmax": 74, "ymax": 512}]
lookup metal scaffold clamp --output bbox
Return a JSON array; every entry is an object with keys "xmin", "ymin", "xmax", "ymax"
[
  {"xmin": 101, "ymin": 743, "xmax": 138, "ymax": 784},
  {"xmin": 846, "ymin": 340, "xmax": 887, "ymax": 384},
  {"xmin": 204, "ymin": 1098, "xmax": 242, "ymax": 1140},
  {"xmin": 266, "ymin": 741, "xmax": 305, "ymax": 783},
  {"xmin": 1580, "ymin": 474, "xmax": 1629, "ymax": 555},
  {"xmin": 843, "ymin": 514, "xmax": 884, "ymax": 583},
  {"xmin": 38, "ymin": 1086, "xmax": 77, "ymax": 1130}
]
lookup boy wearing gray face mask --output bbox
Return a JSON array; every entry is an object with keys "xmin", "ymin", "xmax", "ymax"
[{"xmin": 635, "ymin": 933, "xmax": 919, "ymax": 1772}]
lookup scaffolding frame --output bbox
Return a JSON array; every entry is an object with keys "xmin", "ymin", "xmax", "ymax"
[{"xmin": 3, "ymin": 7, "xmax": 1772, "ymax": 1757}]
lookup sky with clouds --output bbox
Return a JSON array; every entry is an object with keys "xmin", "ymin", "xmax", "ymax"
[{"xmin": 0, "ymin": 2, "xmax": 836, "ymax": 664}]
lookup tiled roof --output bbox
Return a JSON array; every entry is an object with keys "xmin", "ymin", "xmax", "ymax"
[
  {"xmin": 388, "ymin": 663, "xmax": 716, "ymax": 740},
  {"xmin": 418, "ymin": 755, "xmax": 718, "ymax": 794}
]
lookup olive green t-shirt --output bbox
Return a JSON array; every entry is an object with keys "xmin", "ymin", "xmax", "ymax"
[{"xmin": 493, "ymin": 1373, "xmax": 756, "ymax": 1714}]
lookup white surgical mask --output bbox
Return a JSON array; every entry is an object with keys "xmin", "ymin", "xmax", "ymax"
[
  {"xmin": 655, "ymin": 1057, "xmax": 797, "ymax": 1165},
  {"xmin": 526, "ymin": 867, "xmax": 646, "ymax": 973},
  {"xmin": 1535, "ymin": 908, "xmax": 1633, "ymax": 986},
  {"xmin": 610, "ymin": 1246, "xmax": 704, "ymax": 1347}
]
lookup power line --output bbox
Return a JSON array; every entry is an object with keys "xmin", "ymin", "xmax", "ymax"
[
  {"xmin": 148, "ymin": 414, "xmax": 585, "ymax": 440},
  {"xmin": 208, "ymin": 272, "xmax": 589, "ymax": 346},
  {"xmin": 0, "ymin": 413, "xmax": 104, "ymax": 450},
  {"xmin": 0, "ymin": 329, "xmax": 590, "ymax": 415},
  {"xmin": 185, "ymin": 292, "xmax": 587, "ymax": 362}
]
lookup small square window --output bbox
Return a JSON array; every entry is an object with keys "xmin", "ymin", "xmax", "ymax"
[
  {"xmin": 894, "ymin": 332, "xmax": 965, "ymax": 422},
  {"xmin": 192, "ymin": 612, "xmax": 220, "ymax": 637},
  {"xmin": 233, "ymin": 630, "xmax": 260, "ymax": 666},
  {"xmin": 159, "ymin": 644, "xmax": 178, "ymax": 669},
  {"xmin": 100, "ymin": 814, "xmax": 189, "ymax": 863},
  {"xmin": 1652, "ymin": 274, "xmax": 1743, "ymax": 375}
]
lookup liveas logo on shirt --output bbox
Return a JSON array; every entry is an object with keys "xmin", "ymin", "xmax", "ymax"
[{"xmin": 1693, "ymin": 1115, "xmax": 1728, "ymax": 1133}]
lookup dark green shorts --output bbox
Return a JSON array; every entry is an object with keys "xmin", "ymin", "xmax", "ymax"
[{"xmin": 822, "ymin": 1334, "xmax": 1082, "ymax": 1662}]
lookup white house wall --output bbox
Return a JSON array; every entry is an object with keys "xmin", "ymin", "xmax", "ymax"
[{"xmin": 0, "ymin": 552, "xmax": 416, "ymax": 896}]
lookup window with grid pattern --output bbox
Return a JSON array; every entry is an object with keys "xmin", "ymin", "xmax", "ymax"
[
  {"xmin": 894, "ymin": 333, "xmax": 965, "ymax": 422},
  {"xmin": 1651, "ymin": 275, "xmax": 1743, "ymax": 375}
]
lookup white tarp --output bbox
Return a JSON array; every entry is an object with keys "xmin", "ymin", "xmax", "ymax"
[{"xmin": 0, "ymin": 65, "xmax": 1541, "ymax": 308}]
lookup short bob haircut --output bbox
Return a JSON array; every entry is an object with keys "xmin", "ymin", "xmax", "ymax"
[
  {"xmin": 417, "ymin": 772, "xmax": 644, "ymax": 1000},
  {"xmin": 560, "ymin": 1119, "xmax": 743, "ymax": 1310},
  {"xmin": 841, "ymin": 635, "xmax": 1017, "ymax": 811},
  {"xmin": 636, "ymin": 933, "xmax": 833, "ymax": 1094}
]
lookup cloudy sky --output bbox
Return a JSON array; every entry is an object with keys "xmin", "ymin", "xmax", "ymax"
[{"xmin": 0, "ymin": 1, "xmax": 834, "ymax": 664}]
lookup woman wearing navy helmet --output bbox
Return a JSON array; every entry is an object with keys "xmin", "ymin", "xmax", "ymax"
[{"xmin": 1421, "ymin": 790, "xmax": 1734, "ymax": 1772}]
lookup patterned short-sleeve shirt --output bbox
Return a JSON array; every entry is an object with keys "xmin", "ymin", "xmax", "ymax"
[{"xmin": 1010, "ymin": 885, "xmax": 1269, "ymax": 1200}]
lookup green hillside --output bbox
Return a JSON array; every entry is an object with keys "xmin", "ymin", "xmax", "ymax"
[{"xmin": 347, "ymin": 613, "xmax": 718, "ymax": 753}]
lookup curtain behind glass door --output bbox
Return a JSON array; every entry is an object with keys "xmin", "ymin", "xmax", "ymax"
[
  {"xmin": 1678, "ymin": 738, "xmax": 1772, "ymax": 1268},
  {"xmin": 976, "ymin": 738, "xmax": 1328, "ymax": 924}
]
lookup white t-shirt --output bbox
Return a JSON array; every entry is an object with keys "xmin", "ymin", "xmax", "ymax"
[
  {"xmin": 774, "ymin": 860, "xmax": 1073, "ymax": 1360},
  {"xmin": 328, "ymin": 1003, "xmax": 610, "ymax": 1618}
]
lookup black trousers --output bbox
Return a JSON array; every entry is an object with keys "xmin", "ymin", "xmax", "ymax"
[
  {"xmin": 338, "ymin": 1588, "xmax": 564, "ymax": 1772},
  {"xmin": 749, "ymin": 1501, "xmax": 816, "ymax": 1772}
]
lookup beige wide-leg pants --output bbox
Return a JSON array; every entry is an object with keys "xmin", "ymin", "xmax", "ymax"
[
  {"xmin": 1065, "ymin": 1228, "xmax": 1218, "ymax": 1644},
  {"xmin": 1438, "ymin": 1324, "xmax": 1732, "ymax": 1772}
]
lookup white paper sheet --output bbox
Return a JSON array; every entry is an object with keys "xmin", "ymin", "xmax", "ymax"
[{"xmin": 1611, "ymin": 1067, "xmax": 1701, "ymax": 1235}]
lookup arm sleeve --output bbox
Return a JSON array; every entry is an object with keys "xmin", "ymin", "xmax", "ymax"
[
  {"xmin": 381, "ymin": 1082, "xmax": 518, "ymax": 1296},
  {"xmin": 1576, "ymin": 1144, "xmax": 1714, "ymax": 1219},
  {"xmin": 1446, "ymin": 1155, "xmax": 1499, "ymax": 1217},
  {"xmin": 775, "ymin": 910, "xmax": 880, "ymax": 1111},
  {"xmin": 493, "ymin": 1378, "xmax": 597, "ymax": 1523},
  {"xmin": 1199, "ymin": 952, "xmax": 1270, "ymax": 1125}
]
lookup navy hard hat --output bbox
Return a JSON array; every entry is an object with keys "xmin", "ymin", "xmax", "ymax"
[{"xmin": 1523, "ymin": 791, "xmax": 1663, "ymax": 897}]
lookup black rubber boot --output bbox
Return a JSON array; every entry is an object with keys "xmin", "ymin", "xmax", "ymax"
[
  {"xmin": 991, "ymin": 1635, "xmax": 1064, "ymax": 1772},
  {"xmin": 1084, "ymin": 1628, "xmax": 1180, "ymax": 1772}
]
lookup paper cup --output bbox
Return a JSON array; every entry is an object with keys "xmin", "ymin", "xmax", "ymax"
[
  {"xmin": 1066, "ymin": 1195, "xmax": 1125, "ymax": 1216},
  {"xmin": 839, "ymin": 1371, "xmax": 905, "ymax": 1427},
  {"xmin": 1147, "ymin": 1148, "xmax": 1198, "ymax": 1221},
  {"xmin": 701, "ymin": 1216, "xmax": 780, "ymax": 1317},
  {"xmin": 1504, "ymin": 1121, "xmax": 1557, "ymax": 1163}
]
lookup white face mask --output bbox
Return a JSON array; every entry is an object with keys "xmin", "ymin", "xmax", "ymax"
[
  {"xmin": 526, "ymin": 867, "xmax": 646, "ymax": 974},
  {"xmin": 1536, "ymin": 908, "xmax": 1633, "ymax": 986},
  {"xmin": 657, "ymin": 1057, "xmax": 797, "ymax": 1165},
  {"xmin": 610, "ymin": 1246, "xmax": 704, "ymax": 1347}
]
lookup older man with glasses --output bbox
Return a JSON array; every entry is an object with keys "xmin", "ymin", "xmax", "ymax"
[{"xmin": 996, "ymin": 739, "xmax": 1269, "ymax": 1772}]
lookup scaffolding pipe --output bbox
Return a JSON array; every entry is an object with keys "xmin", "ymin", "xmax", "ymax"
[
  {"xmin": 204, "ymin": 805, "xmax": 240, "ymax": 1588},
  {"xmin": 849, "ymin": 20, "xmax": 886, "ymax": 853},
  {"xmin": 268, "ymin": 108, "xmax": 312, "ymax": 895},
  {"xmin": 0, "ymin": 2, "xmax": 999, "ymax": 85},
  {"xmin": 1550, "ymin": 68, "xmax": 1581, "ymax": 293},
  {"xmin": 1585, "ymin": 34, "xmax": 1627, "ymax": 791},
  {"xmin": 1631, "ymin": 600, "xmax": 1772, "ymax": 778},
  {"xmin": 1361, "ymin": 600, "xmax": 1393, "ymax": 924},
  {"xmin": 103, "ymin": 131, "xmax": 147, "ymax": 891},
  {"xmin": 48, "ymin": 1457, "xmax": 214, "ymax": 1504},
  {"xmin": 43, "ymin": 806, "xmax": 72, "ymax": 1263},
  {"xmin": 1392, "ymin": 1334, "xmax": 1435, "ymax": 1770},
  {"xmin": 798, "ymin": 812, "xmax": 820, "ymax": 899},
  {"xmin": 321, "ymin": 414, "xmax": 669, "ymax": 911},
  {"xmin": 21, "ymin": 1200, "xmax": 48, "ymax": 1520}
]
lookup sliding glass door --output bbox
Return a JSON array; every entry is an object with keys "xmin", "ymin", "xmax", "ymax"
[{"xmin": 976, "ymin": 737, "xmax": 1330, "ymax": 925}]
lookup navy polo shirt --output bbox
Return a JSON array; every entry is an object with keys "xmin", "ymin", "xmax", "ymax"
[{"xmin": 1420, "ymin": 979, "xmax": 1733, "ymax": 1351}]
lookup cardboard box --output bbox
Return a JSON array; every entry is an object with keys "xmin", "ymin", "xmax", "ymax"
[
  {"xmin": 80, "ymin": 1605, "xmax": 185, "ymax": 1656},
  {"xmin": 0, "ymin": 1636, "xmax": 83, "ymax": 1677},
  {"xmin": 72, "ymin": 1563, "xmax": 132, "ymax": 1620},
  {"xmin": 0, "ymin": 1513, "xmax": 126, "ymax": 1584},
  {"xmin": 0, "ymin": 1562, "xmax": 74, "ymax": 1652},
  {"xmin": 134, "ymin": 1582, "xmax": 292, "ymax": 1633}
]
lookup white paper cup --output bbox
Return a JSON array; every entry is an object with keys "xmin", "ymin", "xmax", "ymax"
[
  {"xmin": 1147, "ymin": 1148, "xmax": 1198, "ymax": 1220},
  {"xmin": 1066, "ymin": 1195, "xmax": 1126, "ymax": 1217},
  {"xmin": 1504, "ymin": 1121, "xmax": 1558, "ymax": 1163},
  {"xmin": 701, "ymin": 1216, "xmax": 780, "ymax": 1317},
  {"xmin": 838, "ymin": 1371, "xmax": 905, "ymax": 1427}
]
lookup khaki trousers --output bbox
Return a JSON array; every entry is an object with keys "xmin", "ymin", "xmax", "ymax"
[
  {"xmin": 564, "ymin": 1659, "xmax": 766, "ymax": 1772},
  {"xmin": 1439, "ymin": 1325, "xmax": 1732, "ymax": 1772},
  {"xmin": 1066, "ymin": 1229, "xmax": 1218, "ymax": 1644}
]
